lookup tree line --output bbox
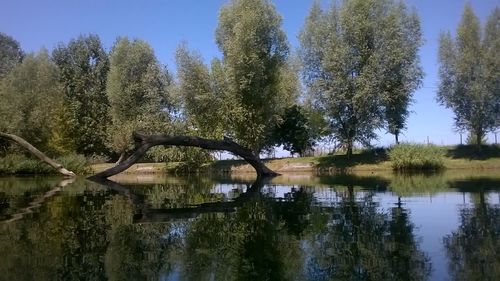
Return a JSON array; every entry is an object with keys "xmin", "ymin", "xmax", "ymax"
[{"xmin": 0, "ymin": 0, "xmax": 498, "ymax": 162}]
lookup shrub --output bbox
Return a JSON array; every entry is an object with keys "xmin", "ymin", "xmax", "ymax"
[
  {"xmin": 57, "ymin": 154, "xmax": 91, "ymax": 174},
  {"xmin": 0, "ymin": 153, "xmax": 90, "ymax": 175},
  {"xmin": 389, "ymin": 143, "xmax": 445, "ymax": 171}
]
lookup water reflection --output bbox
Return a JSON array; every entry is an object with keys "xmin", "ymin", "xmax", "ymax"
[
  {"xmin": 0, "ymin": 171, "xmax": 498, "ymax": 281},
  {"xmin": 443, "ymin": 190, "xmax": 500, "ymax": 281}
]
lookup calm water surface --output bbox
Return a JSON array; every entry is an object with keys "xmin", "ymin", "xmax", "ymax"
[{"xmin": 0, "ymin": 171, "xmax": 499, "ymax": 281}]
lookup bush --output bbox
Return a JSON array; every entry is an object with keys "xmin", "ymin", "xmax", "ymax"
[
  {"xmin": 389, "ymin": 143, "xmax": 445, "ymax": 171},
  {"xmin": 0, "ymin": 153, "xmax": 90, "ymax": 175},
  {"xmin": 57, "ymin": 154, "xmax": 91, "ymax": 174}
]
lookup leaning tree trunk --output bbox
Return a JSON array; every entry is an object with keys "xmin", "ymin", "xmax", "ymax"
[
  {"xmin": 88, "ymin": 132, "xmax": 279, "ymax": 180},
  {"xmin": 0, "ymin": 132, "xmax": 76, "ymax": 177}
]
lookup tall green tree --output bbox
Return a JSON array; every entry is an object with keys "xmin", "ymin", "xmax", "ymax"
[
  {"xmin": 106, "ymin": 37, "xmax": 173, "ymax": 157},
  {"xmin": 0, "ymin": 49, "xmax": 62, "ymax": 153},
  {"xmin": 437, "ymin": 5, "xmax": 500, "ymax": 148},
  {"xmin": 300, "ymin": 0, "xmax": 423, "ymax": 157},
  {"xmin": 175, "ymin": 44, "xmax": 226, "ymax": 139},
  {"xmin": 0, "ymin": 32, "xmax": 24, "ymax": 78},
  {"xmin": 379, "ymin": 3, "xmax": 423, "ymax": 144},
  {"xmin": 215, "ymin": 0, "xmax": 297, "ymax": 155},
  {"xmin": 52, "ymin": 34, "xmax": 110, "ymax": 156}
]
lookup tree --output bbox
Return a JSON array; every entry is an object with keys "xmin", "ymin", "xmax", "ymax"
[
  {"xmin": 0, "ymin": 50, "xmax": 62, "ymax": 153},
  {"xmin": 215, "ymin": 0, "xmax": 297, "ymax": 155},
  {"xmin": 106, "ymin": 37, "xmax": 173, "ymax": 158},
  {"xmin": 437, "ymin": 5, "xmax": 500, "ymax": 149},
  {"xmin": 379, "ymin": 3, "xmax": 423, "ymax": 144},
  {"xmin": 52, "ymin": 34, "xmax": 110, "ymax": 156},
  {"xmin": 175, "ymin": 44, "xmax": 226, "ymax": 139},
  {"xmin": 0, "ymin": 32, "xmax": 24, "ymax": 78},
  {"xmin": 299, "ymin": 0, "xmax": 423, "ymax": 157},
  {"xmin": 273, "ymin": 105, "xmax": 315, "ymax": 156}
]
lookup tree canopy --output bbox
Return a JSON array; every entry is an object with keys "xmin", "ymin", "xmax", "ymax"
[
  {"xmin": 0, "ymin": 50, "xmax": 62, "ymax": 153},
  {"xmin": 437, "ymin": 5, "xmax": 500, "ymax": 147},
  {"xmin": 52, "ymin": 34, "xmax": 110, "ymax": 156},
  {"xmin": 215, "ymin": 0, "xmax": 298, "ymax": 154},
  {"xmin": 299, "ymin": 0, "xmax": 423, "ymax": 156},
  {"xmin": 0, "ymin": 32, "xmax": 24, "ymax": 78},
  {"xmin": 107, "ymin": 37, "xmax": 174, "ymax": 155}
]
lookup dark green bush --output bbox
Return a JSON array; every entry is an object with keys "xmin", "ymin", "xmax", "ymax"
[{"xmin": 389, "ymin": 143, "xmax": 445, "ymax": 171}]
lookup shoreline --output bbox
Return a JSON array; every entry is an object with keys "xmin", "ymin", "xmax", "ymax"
[{"xmin": 91, "ymin": 155, "xmax": 500, "ymax": 176}]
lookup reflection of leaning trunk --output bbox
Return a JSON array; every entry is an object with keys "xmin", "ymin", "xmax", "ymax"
[
  {"xmin": 0, "ymin": 132, "xmax": 76, "ymax": 177},
  {"xmin": 88, "ymin": 175, "xmax": 269, "ymax": 223},
  {"xmin": 2, "ymin": 177, "xmax": 76, "ymax": 223}
]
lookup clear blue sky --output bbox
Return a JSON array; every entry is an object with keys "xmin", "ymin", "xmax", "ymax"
[{"xmin": 1, "ymin": 0, "xmax": 498, "ymax": 147}]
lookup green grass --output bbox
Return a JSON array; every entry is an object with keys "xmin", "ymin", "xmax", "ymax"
[{"xmin": 389, "ymin": 143, "xmax": 445, "ymax": 171}]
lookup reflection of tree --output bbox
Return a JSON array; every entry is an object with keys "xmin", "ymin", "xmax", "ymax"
[
  {"xmin": 387, "ymin": 198, "xmax": 431, "ymax": 281},
  {"xmin": 0, "ymin": 180, "xmax": 110, "ymax": 281},
  {"xmin": 306, "ymin": 187, "xmax": 431, "ymax": 281},
  {"xmin": 444, "ymin": 190, "xmax": 500, "ymax": 281},
  {"xmin": 0, "ymin": 179, "xmax": 177, "ymax": 281},
  {"xmin": 170, "ymin": 182, "xmax": 317, "ymax": 281},
  {"xmin": 180, "ymin": 195, "xmax": 305, "ymax": 281},
  {"xmin": 0, "ymin": 177, "xmax": 61, "ymax": 220},
  {"xmin": 1, "ymin": 175, "xmax": 440, "ymax": 281}
]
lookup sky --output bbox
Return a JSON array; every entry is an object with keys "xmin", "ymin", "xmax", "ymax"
[{"xmin": 1, "ymin": 0, "xmax": 499, "ymax": 147}]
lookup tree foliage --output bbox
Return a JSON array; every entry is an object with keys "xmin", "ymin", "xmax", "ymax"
[
  {"xmin": 299, "ymin": 0, "xmax": 423, "ymax": 156},
  {"xmin": 0, "ymin": 50, "xmax": 62, "ymax": 153},
  {"xmin": 52, "ymin": 34, "xmax": 110, "ymax": 156},
  {"xmin": 0, "ymin": 32, "xmax": 24, "ymax": 78},
  {"xmin": 215, "ymin": 0, "xmax": 297, "ymax": 154},
  {"xmin": 273, "ymin": 105, "xmax": 315, "ymax": 156},
  {"xmin": 175, "ymin": 44, "xmax": 227, "ymax": 139},
  {"xmin": 106, "ymin": 37, "xmax": 173, "ymax": 154},
  {"xmin": 437, "ymin": 5, "xmax": 500, "ymax": 147}
]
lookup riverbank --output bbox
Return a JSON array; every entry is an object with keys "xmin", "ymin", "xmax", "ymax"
[{"xmin": 91, "ymin": 145, "xmax": 500, "ymax": 175}]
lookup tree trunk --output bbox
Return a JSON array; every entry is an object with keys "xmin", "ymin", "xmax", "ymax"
[
  {"xmin": 395, "ymin": 132, "xmax": 399, "ymax": 145},
  {"xmin": 0, "ymin": 132, "xmax": 76, "ymax": 177},
  {"xmin": 115, "ymin": 151, "xmax": 127, "ymax": 165},
  {"xmin": 88, "ymin": 132, "xmax": 279, "ymax": 180},
  {"xmin": 476, "ymin": 129, "xmax": 483, "ymax": 152},
  {"xmin": 346, "ymin": 139, "xmax": 353, "ymax": 160}
]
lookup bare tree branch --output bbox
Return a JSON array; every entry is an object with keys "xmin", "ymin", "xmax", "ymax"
[{"xmin": 0, "ymin": 132, "xmax": 76, "ymax": 177}]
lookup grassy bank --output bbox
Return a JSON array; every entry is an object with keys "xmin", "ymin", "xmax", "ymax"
[{"xmin": 91, "ymin": 145, "xmax": 500, "ymax": 175}]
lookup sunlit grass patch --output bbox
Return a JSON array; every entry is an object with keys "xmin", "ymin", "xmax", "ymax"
[{"xmin": 389, "ymin": 143, "xmax": 445, "ymax": 171}]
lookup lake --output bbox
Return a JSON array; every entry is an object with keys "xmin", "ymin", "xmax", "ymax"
[{"xmin": 0, "ymin": 171, "xmax": 499, "ymax": 281}]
